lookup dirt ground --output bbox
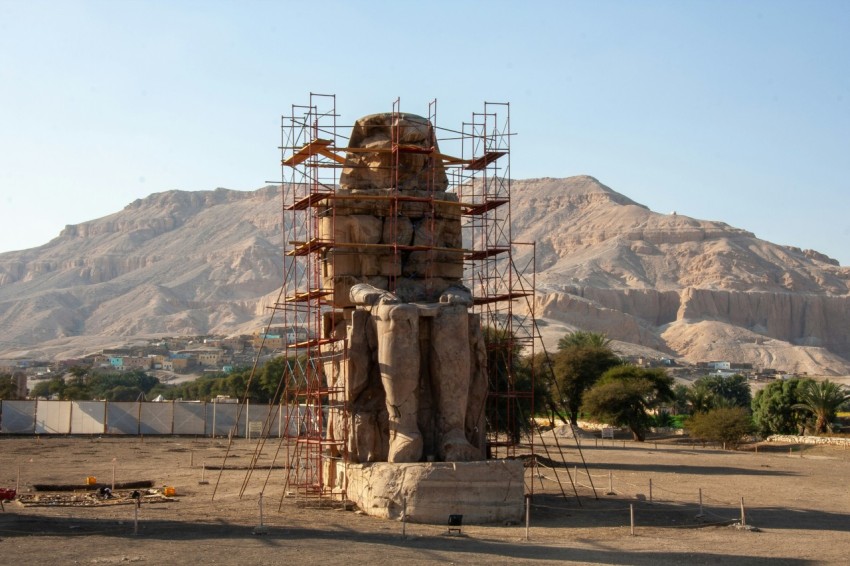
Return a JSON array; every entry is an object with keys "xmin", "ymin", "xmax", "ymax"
[{"xmin": 1, "ymin": 433, "xmax": 849, "ymax": 565}]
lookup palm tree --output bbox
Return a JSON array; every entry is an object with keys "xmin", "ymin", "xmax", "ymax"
[
  {"xmin": 557, "ymin": 331, "xmax": 612, "ymax": 350},
  {"xmin": 686, "ymin": 382, "xmax": 714, "ymax": 414},
  {"xmin": 793, "ymin": 379, "xmax": 850, "ymax": 434}
]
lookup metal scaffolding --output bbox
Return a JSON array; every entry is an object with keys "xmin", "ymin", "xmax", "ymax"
[{"xmin": 275, "ymin": 95, "xmax": 538, "ymax": 499}]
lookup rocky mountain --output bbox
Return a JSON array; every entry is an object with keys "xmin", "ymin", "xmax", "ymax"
[
  {"xmin": 0, "ymin": 187, "xmax": 285, "ymax": 358},
  {"xmin": 511, "ymin": 176, "xmax": 850, "ymax": 375},
  {"xmin": 2, "ymin": 176, "xmax": 849, "ymax": 375}
]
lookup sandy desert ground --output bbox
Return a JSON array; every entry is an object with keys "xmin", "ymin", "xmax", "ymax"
[{"xmin": 1, "ymin": 433, "xmax": 849, "ymax": 565}]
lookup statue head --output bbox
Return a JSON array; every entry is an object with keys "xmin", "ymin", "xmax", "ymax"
[{"xmin": 339, "ymin": 113, "xmax": 449, "ymax": 192}]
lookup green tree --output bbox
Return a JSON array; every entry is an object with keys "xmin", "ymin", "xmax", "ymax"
[
  {"xmin": 0, "ymin": 373, "xmax": 20, "ymax": 399},
  {"xmin": 793, "ymin": 379, "xmax": 850, "ymax": 434},
  {"xmin": 107, "ymin": 385, "xmax": 144, "ymax": 402},
  {"xmin": 68, "ymin": 366, "xmax": 89, "ymax": 380},
  {"xmin": 672, "ymin": 383, "xmax": 690, "ymax": 415},
  {"xmin": 581, "ymin": 365, "xmax": 674, "ymax": 441},
  {"xmin": 692, "ymin": 374, "xmax": 752, "ymax": 409},
  {"xmin": 686, "ymin": 407, "xmax": 754, "ymax": 449},
  {"xmin": 686, "ymin": 381, "xmax": 715, "ymax": 414},
  {"xmin": 751, "ymin": 378, "xmax": 808, "ymax": 436},
  {"xmin": 557, "ymin": 331, "xmax": 612, "ymax": 350},
  {"xmin": 535, "ymin": 351, "xmax": 568, "ymax": 426},
  {"xmin": 552, "ymin": 331, "xmax": 621, "ymax": 426},
  {"xmin": 31, "ymin": 380, "xmax": 52, "ymax": 399},
  {"xmin": 87, "ymin": 370, "xmax": 159, "ymax": 400},
  {"xmin": 31, "ymin": 377, "xmax": 67, "ymax": 399},
  {"xmin": 483, "ymin": 327, "xmax": 543, "ymax": 442}
]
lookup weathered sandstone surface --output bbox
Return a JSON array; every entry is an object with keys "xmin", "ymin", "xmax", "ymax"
[{"xmin": 2, "ymin": 175, "xmax": 849, "ymax": 374}]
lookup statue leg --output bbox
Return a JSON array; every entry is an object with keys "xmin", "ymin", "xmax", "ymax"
[
  {"xmin": 431, "ymin": 304, "xmax": 481, "ymax": 461},
  {"xmin": 375, "ymin": 303, "xmax": 423, "ymax": 462},
  {"xmin": 348, "ymin": 309, "xmax": 377, "ymax": 463}
]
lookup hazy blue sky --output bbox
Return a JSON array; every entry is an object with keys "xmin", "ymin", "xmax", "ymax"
[{"xmin": 1, "ymin": 1, "xmax": 848, "ymax": 264}]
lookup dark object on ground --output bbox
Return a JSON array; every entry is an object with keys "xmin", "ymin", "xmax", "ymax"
[{"xmin": 32, "ymin": 480, "xmax": 154, "ymax": 492}]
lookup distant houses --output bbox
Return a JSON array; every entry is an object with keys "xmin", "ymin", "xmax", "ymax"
[
  {"xmin": 251, "ymin": 326, "xmax": 310, "ymax": 350},
  {"xmin": 3, "ymin": 327, "xmax": 315, "ymax": 387}
]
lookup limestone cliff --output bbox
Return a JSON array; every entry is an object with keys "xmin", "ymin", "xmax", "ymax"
[{"xmin": 512, "ymin": 176, "xmax": 850, "ymax": 374}]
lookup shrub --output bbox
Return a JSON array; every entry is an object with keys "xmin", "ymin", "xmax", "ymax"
[{"xmin": 686, "ymin": 407, "xmax": 754, "ymax": 449}]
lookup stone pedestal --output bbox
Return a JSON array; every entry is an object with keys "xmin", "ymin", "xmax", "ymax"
[{"xmin": 341, "ymin": 460, "xmax": 525, "ymax": 524}]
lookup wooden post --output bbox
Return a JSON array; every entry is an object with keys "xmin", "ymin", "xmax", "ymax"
[
  {"xmin": 259, "ymin": 493, "xmax": 264, "ymax": 527},
  {"xmin": 740, "ymin": 497, "xmax": 746, "ymax": 526},
  {"xmin": 112, "ymin": 459, "xmax": 116, "ymax": 491},
  {"xmin": 697, "ymin": 488, "xmax": 704, "ymax": 518},
  {"xmin": 607, "ymin": 471, "xmax": 614, "ymax": 495},
  {"xmin": 630, "ymin": 504, "xmax": 635, "ymax": 536},
  {"xmin": 402, "ymin": 497, "xmax": 407, "ymax": 538},
  {"xmin": 649, "ymin": 478, "xmax": 653, "ymax": 504},
  {"xmin": 16, "ymin": 464, "xmax": 21, "ymax": 493}
]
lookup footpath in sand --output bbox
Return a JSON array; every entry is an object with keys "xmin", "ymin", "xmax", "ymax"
[{"xmin": 1, "ymin": 434, "xmax": 849, "ymax": 565}]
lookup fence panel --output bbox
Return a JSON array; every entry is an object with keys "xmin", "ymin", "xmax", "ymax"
[
  {"xmin": 35, "ymin": 400, "xmax": 71, "ymax": 434},
  {"xmin": 206, "ymin": 402, "xmax": 238, "ymax": 437},
  {"xmin": 140, "ymin": 402, "xmax": 173, "ymax": 435},
  {"xmin": 173, "ymin": 402, "xmax": 206, "ymax": 435},
  {"xmin": 1, "ymin": 400, "xmax": 37, "ymax": 434},
  {"xmin": 106, "ymin": 402, "xmax": 140, "ymax": 434},
  {"xmin": 71, "ymin": 401, "xmax": 106, "ymax": 434},
  {"xmin": 246, "ymin": 403, "xmax": 279, "ymax": 438}
]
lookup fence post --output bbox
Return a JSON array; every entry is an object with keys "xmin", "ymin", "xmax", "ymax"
[
  {"xmin": 259, "ymin": 493, "xmax": 265, "ymax": 527},
  {"xmin": 402, "ymin": 497, "xmax": 407, "ymax": 538},
  {"xmin": 525, "ymin": 494, "xmax": 531, "ymax": 541},
  {"xmin": 630, "ymin": 504, "xmax": 635, "ymax": 536},
  {"xmin": 697, "ymin": 488, "xmax": 704, "ymax": 518},
  {"xmin": 607, "ymin": 471, "xmax": 614, "ymax": 495},
  {"xmin": 649, "ymin": 478, "xmax": 653, "ymax": 504},
  {"xmin": 740, "ymin": 497, "xmax": 746, "ymax": 526}
]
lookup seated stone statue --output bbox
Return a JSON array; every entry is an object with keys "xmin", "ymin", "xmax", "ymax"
[{"xmin": 320, "ymin": 113, "xmax": 488, "ymax": 463}]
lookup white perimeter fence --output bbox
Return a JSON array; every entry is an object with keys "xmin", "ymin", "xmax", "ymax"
[{"xmin": 0, "ymin": 400, "xmax": 308, "ymax": 437}]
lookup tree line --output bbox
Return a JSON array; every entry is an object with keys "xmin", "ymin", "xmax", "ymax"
[
  {"xmin": 539, "ymin": 330, "xmax": 850, "ymax": 447},
  {"xmin": 5, "ymin": 330, "xmax": 849, "ymax": 448}
]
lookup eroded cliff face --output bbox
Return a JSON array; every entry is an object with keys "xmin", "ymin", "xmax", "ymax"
[
  {"xmin": 3, "ymin": 176, "xmax": 849, "ymax": 374},
  {"xmin": 512, "ymin": 177, "xmax": 850, "ymax": 374}
]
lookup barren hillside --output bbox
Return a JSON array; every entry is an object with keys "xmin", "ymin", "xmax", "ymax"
[
  {"xmin": 2, "ymin": 176, "xmax": 849, "ymax": 374},
  {"xmin": 511, "ymin": 176, "xmax": 850, "ymax": 374}
]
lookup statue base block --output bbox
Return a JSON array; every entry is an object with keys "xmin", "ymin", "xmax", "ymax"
[{"xmin": 341, "ymin": 459, "xmax": 525, "ymax": 524}]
